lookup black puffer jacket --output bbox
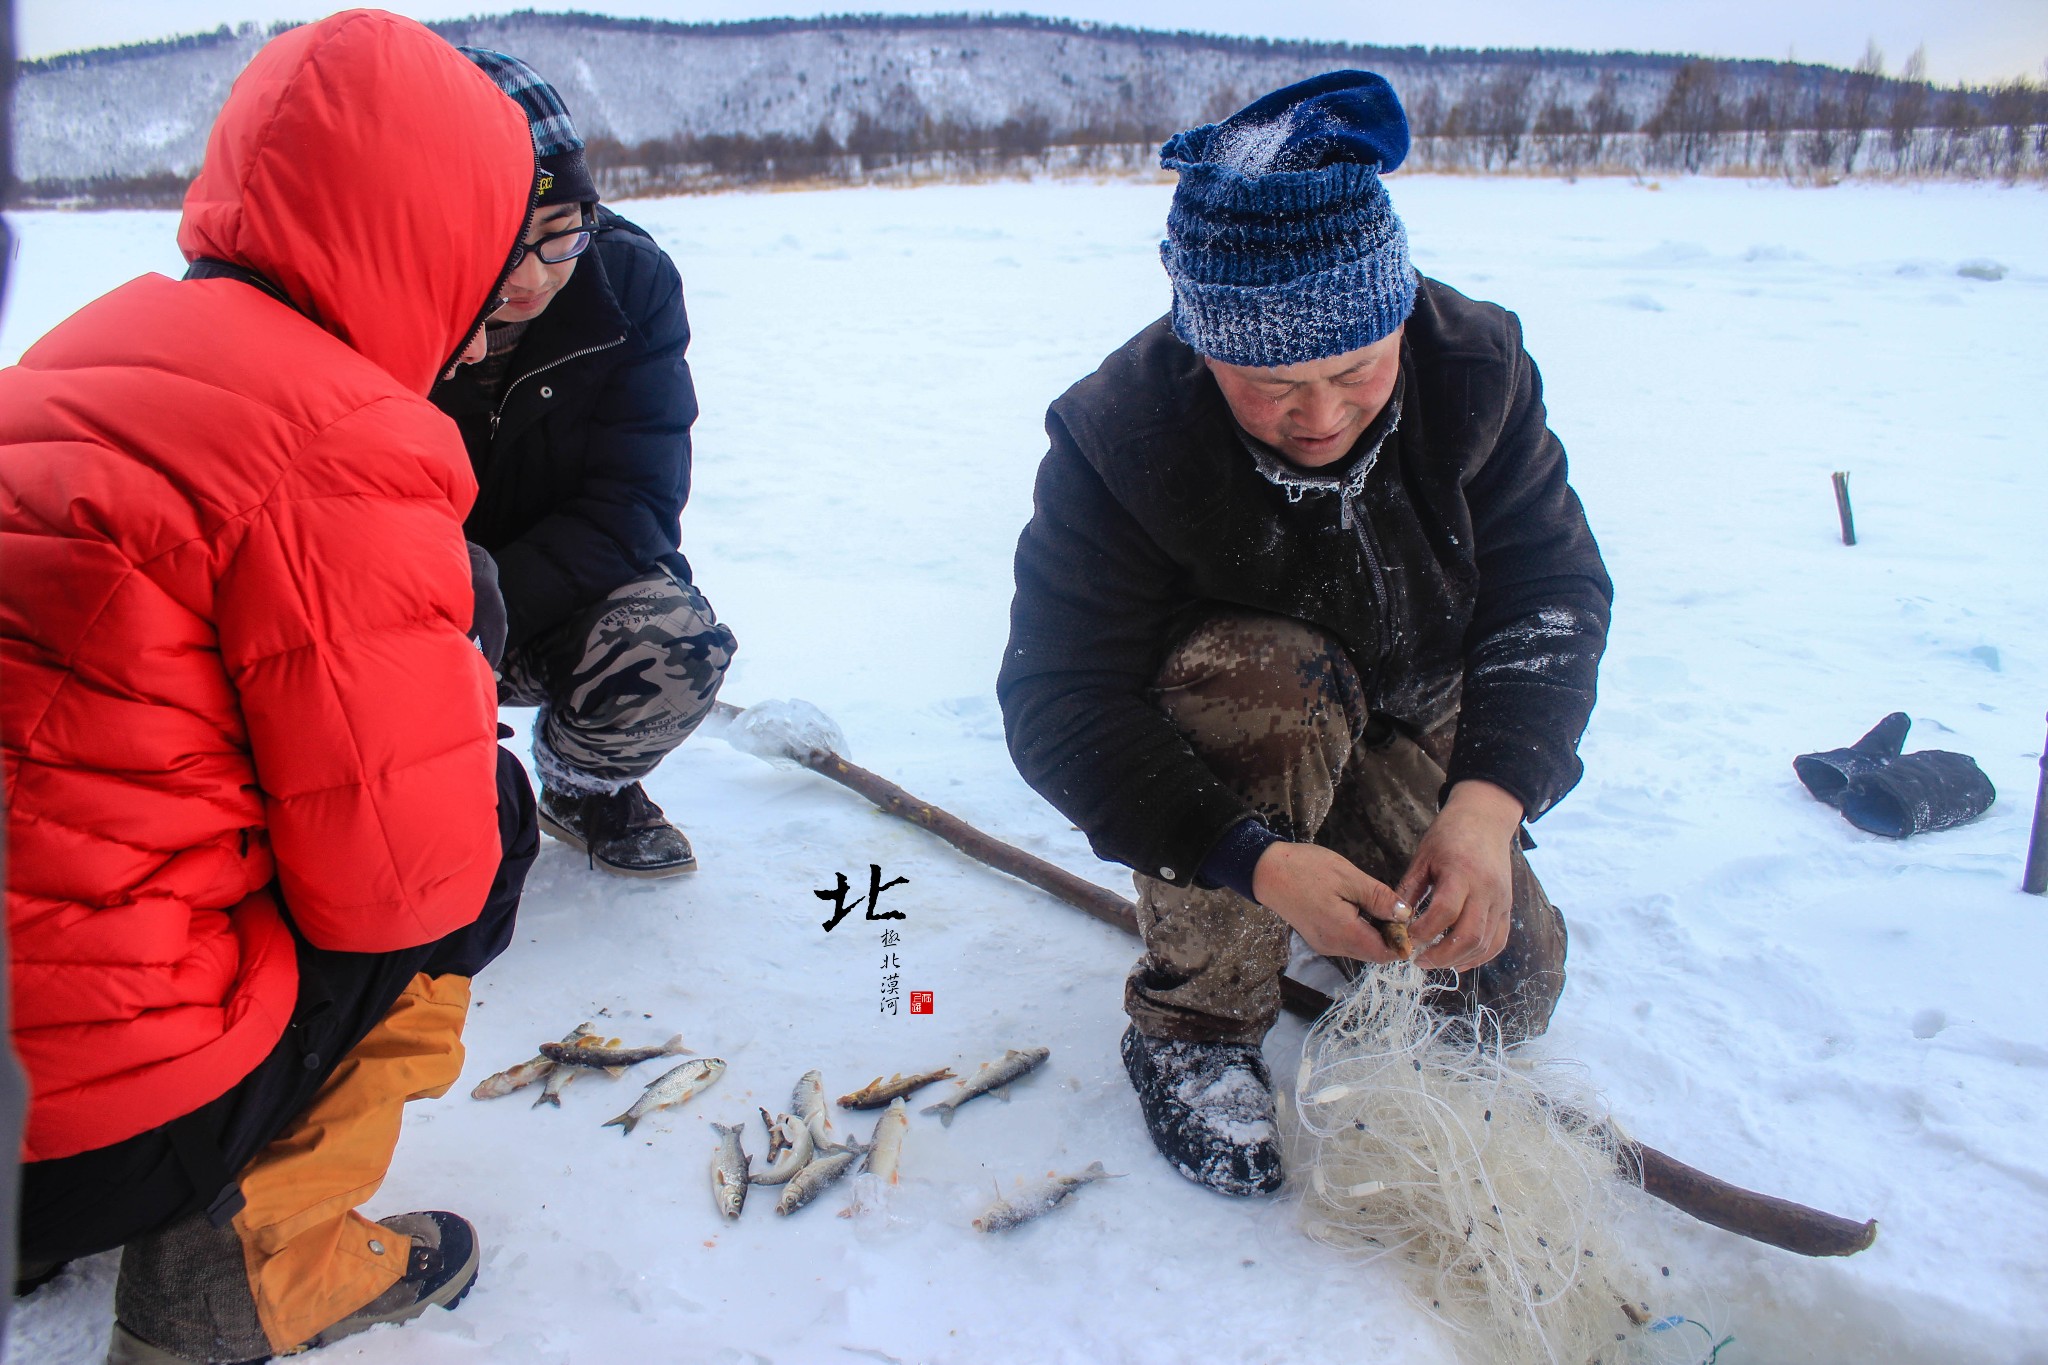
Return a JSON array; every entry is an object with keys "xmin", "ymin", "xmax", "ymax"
[
  {"xmin": 433, "ymin": 208, "xmax": 696, "ymax": 648},
  {"xmin": 999, "ymin": 276, "xmax": 1612, "ymax": 886}
]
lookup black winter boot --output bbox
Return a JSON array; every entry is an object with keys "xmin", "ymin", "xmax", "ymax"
[
  {"xmin": 1840, "ymin": 750, "xmax": 1997, "ymax": 838},
  {"xmin": 1120, "ymin": 1025, "xmax": 1284, "ymax": 1197},
  {"xmin": 538, "ymin": 782, "xmax": 697, "ymax": 878},
  {"xmin": 107, "ymin": 1211, "xmax": 479, "ymax": 1364},
  {"xmin": 1793, "ymin": 711, "xmax": 1911, "ymax": 806}
]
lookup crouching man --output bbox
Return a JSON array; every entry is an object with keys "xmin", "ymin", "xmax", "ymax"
[
  {"xmin": 3, "ymin": 16, "xmax": 540, "ymax": 1359},
  {"xmin": 433, "ymin": 50, "xmax": 736, "ymax": 879},
  {"xmin": 998, "ymin": 73, "xmax": 1612, "ymax": 1196}
]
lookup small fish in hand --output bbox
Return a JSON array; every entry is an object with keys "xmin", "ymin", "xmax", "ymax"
[
  {"xmin": 751, "ymin": 1110, "xmax": 814, "ymax": 1186},
  {"xmin": 775, "ymin": 1147, "xmax": 857, "ymax": 1216},
  {"xmin": 471, "ymin": 1021, "xmax": 594, "ymax": 1099},
  {"xmin": 837, "ymin": 1067, "xmax": 955, "ymax": 1109},
  {"xmin": 603, "ymin": 1057, "xmax": 725, "ymax": 1136},
  {"xmin": 793, "ymin": 1068, "xmax": 833, "ymax": 1147},
  {"xmin": 920, "ymin": 1047, "xmax": 1051, "ymax": 1127},
  {"xmin": 710, "ymin": 1122, "xmax": 750, "ymax": 1220},
  {"xmin": 540, "ymin": 1033, "xmax": 689, "ymax": 1069},
  {"xmin": 973, "ymin": 1161, "xmax": 1121, "ymax": 1233}
]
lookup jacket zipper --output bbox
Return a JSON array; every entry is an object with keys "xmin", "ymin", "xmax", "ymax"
[
  {"xmin": 489, "ymin": 334, "xmax": 626, "ymax": 434},
  {"xmin": 1341, "ymin": 488, "xmax": 1397, "ymax": 671}
]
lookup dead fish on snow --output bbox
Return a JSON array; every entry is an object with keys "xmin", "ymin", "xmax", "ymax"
[
  {"xmin": 839, "ymin": 1100, "xmax": 910, "ymax": 1218},
  {"xmin": 973, "ymin": 1161, "xmax": 1121, "ymax": 1233},
  {"xmin": 471, "ymin": 1021, "xmax": 594, "ymax": 1099},
  {"xmin": 860, "ymin": 1099, "xmax": 909, "ymax": 1183},
  {"xmin": 751, "ymin": 1109, "xmax": 814, "ymax": 1186},
  {"xmin": 793, "ymin": 1068, "xmax": 833, "ymax": 1147},
  {"xmin": 603, "ymin": 1057, "xmax": 725, "ymax": 1135},
  {"xmin": 775, "ymin": 1147, "xmax": 857, "ymax": 1216},
  {"xmin": 539, "ymin": 1033, "xmax": 689, "ymax": 1069},
  {"xmin": 837, "ymin": 1068, "xmax": 955, "ymax": 1109},
  {"xmin": 920, "ymin": 1047, "xmax": 1051, "ymax": 1126},
  {"xmin": 534, "ymin": 1035, "xmax": 636, "ymax": 1108},
  {"xmin": 710, "ymin": 1122, "xmax": 750, "ymax": 1220}
]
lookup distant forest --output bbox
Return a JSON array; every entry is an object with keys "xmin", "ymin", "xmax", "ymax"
[{"xmin": 12, "ymin": 13, "xmax": 2046, "ymax": 206}]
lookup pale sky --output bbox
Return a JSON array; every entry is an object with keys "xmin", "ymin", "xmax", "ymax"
[{"xmin": 19, "ymin": 1, "xmax": 2048, "ymax": 86}]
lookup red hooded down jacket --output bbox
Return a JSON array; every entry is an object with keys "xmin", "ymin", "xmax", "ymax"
[{"xmin": 0, "ymin": 11, "xmax": 535, "ymax": 1161}]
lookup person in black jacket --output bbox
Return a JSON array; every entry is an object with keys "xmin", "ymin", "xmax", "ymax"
[
  {"xmin": 436, "ymin": 50, "xmax": 736, "ymax": 878},
  {"xmin": 999, "ymin": 73, "xmax": 1612, "ymax": 1195}
]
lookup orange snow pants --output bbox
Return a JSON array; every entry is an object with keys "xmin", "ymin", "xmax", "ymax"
[{"xmin": 229, "ymin": 971, "xmax": 471, "ymax": 1349}]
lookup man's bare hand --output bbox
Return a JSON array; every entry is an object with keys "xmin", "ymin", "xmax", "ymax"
[
  {"xmin": 1398, "ymin": 779, "xmax": 1524, "ymax": 972},
  {"xmin": 1250, "ymin": 842, "xmax": 1412, "ymax": 963}
]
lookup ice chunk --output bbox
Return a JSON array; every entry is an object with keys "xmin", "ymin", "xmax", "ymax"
[
  {"xmin": 1955, "ymin": 259, "xmax": 2006, "ymax": 281},
  {"xmin": 724, "ymin": 698, "xmax": 849, "ymax": 764}
]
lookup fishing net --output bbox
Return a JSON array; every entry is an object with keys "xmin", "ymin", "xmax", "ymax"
[{"xmin": 1289, "ymin": 962, "xmax": 1710, "ymax": 1365}]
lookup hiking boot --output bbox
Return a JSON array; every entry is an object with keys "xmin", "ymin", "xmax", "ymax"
[
  {"xmin": 1120, "ymin": 1024, "xmax": 1284, "ymax": 1197},
  {"xmin": 538, "ymin": 782, "xmax": 697, "ymax": 877},
  {"xmin": 106, "ymin": 1211, "xmax": 479, "ymax": 1365}
]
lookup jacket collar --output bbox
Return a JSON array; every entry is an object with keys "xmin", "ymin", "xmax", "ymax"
[{"xmin": 1235, "ymin": 366, "xmax": 1407, "ymax": 504}]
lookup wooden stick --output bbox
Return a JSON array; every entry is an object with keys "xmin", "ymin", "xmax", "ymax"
[
  {"xmin": 717, "ymin": 702, "xmax": 1878, "ymax": 1257},
  {"xmin": 1832, "ymin": 470, "xmax": 1857, "ymax": 546},
  {"xmin": 2024, "ymin": 712, "xmax": 2048, "ymax": 896}
]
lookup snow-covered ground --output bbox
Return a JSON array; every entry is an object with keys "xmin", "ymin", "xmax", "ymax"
[{"xmin": 7, "ymin": 174, "xmax": 2047, "ymax": 1365}]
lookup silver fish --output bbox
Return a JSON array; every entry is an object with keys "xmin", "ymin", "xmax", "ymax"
[
  {"xmin": 775, "ymin": 1148, "xmax": 857, "ymax": 1215},
  {"xmin": 920, "ymin": 1047, "xmax": 1051, "ymax": 1126},
  {"xmin": 710, "ymin": 1122, "xmax": 751, "ymax": 1220},
  {"xmin": 471, "ymin": 1022, "xmax": 594, "ymax": 1099},
  {"xmin": 603, "ymin": 1057, "xmax": 725, "ymax": 1135},
  {"xmin": 793, "ymin": 1068, "xmax": 833, "ymax": 1147},
  {"xmin": 837, "ymin": 1067, "xmax": 955, "ymax": 1109},
  {"xmin": 860, "ymin": 1099, "xmax": 909, "ymax": 1184},
  {"xmin": 751, "ymin": 1110, "xmax": 814, "ymax": 1185},
  {"xmin": 540, "ymin": 1033, "xmax": 689, "ymax": 1069},
  {"xmin": 973, "ymin": 1161, "xmax": 1121, "ymax": 1233},
  {"xmin": 534, "ymin": 1035, "xmax": 634, "ymax": 1107}
]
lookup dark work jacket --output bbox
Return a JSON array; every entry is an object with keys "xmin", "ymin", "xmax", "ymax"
[
  {"xmin": 432, "ymin": 208, "xmax": 697, "ymax": 648},
  {"xmin": 998, "ymin": 276, "xmax": 1613, "ymax": 887}
]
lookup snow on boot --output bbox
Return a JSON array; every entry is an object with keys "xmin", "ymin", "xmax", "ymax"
[
  {"xmin": 1120, "ymin": 1025, "xmax": 1283, "ymax": 1197},
  {"xmin": 1793, "ymin": 711, "xmax": 1911, "ymax": 806},
  {"xmin": 1840, "ymin": 750, "xmax": 1996, "ymax": 838},
  {"xmin": 539, "ymin": 782, "xmax": 697, "ymax": 878}
]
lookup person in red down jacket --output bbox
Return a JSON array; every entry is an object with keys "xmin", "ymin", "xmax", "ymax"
[{"xmin": 0, "ymin": 13, "xmax": 545, "ymax": 1360}]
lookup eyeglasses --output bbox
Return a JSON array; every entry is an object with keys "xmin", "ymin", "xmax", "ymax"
[{"xmin": 507, "ymin": 215, "xmax": 600, "ymax": 271}]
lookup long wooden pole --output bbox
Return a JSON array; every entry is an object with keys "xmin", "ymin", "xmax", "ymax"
[{"xmin": 717, "ymin": 703, "xmax": 1878, "ymax": 1257}]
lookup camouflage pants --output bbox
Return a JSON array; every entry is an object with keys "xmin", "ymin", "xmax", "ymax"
[
  {"xmin": 1126, "ymin": 608, "xmax": 1567, "ymax": 1046},
  {"xmin": 499, "ymin": 566, "xmax": 736, "ymax": 797}
]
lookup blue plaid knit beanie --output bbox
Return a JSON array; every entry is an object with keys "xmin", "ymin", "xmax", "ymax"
[
  {"xmin": 459, "ymin": 47, "xmax": 597, "ymax": 206},
  {"xmin": 1160, "ymin": 71, "xmax": 1415, "ymax": 367}
]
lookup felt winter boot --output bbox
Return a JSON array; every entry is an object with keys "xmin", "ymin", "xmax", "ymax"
[
  {"xmin": 1840, "ymin": 750, "xmax": 1997, "ymax": 838},
  {"xmin": 1793, "ymin": 711, "xmax": 1911, "ymax": 806},
  {"xmin": 539, "ymin": 782, "xmax": 697, "ymax": 877},
  {"xmin": 1121, "ymin": 1025, "xmax": 1284, "ymax": 1196}
]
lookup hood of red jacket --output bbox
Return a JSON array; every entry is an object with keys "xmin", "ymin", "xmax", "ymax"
[{"xmin": 177, "ymin": 10, "xmax": 535, "ymax": 396}]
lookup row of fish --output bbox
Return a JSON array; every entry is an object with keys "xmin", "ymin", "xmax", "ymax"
[
  {"xmin": 472, "ymin": 1024, "xmax": 723, "ymax": 1133},
  {"xmin": 477, "ymin": 1031, "xmax": 1112, "ymax": 1231}
]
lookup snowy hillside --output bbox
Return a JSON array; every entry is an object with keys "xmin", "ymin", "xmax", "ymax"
[
  {"xmin": 16, "ymin": 14, "xmax": 1933, "ymax": 192},
  {"xmin": 5, "ymin": 175, "xmax": 2047, "ymax": 1364}
]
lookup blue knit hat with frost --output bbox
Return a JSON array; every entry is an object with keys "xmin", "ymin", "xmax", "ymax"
[{"xmin": 1159, "ymin": 71, "xmax": 1415, "ymax": 367}]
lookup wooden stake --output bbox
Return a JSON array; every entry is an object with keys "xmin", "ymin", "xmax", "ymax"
[
  {"xmin": 1832, "ymin": 470, "xmax": 1857, "ymax": 545},
  {"xmin": 716, "ymin": 701, "xmax": 1879, "ymax": 1257},
  {"xmin": 2024, "ymin": 712, "xmax": 2048, "ymax": 895}
]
